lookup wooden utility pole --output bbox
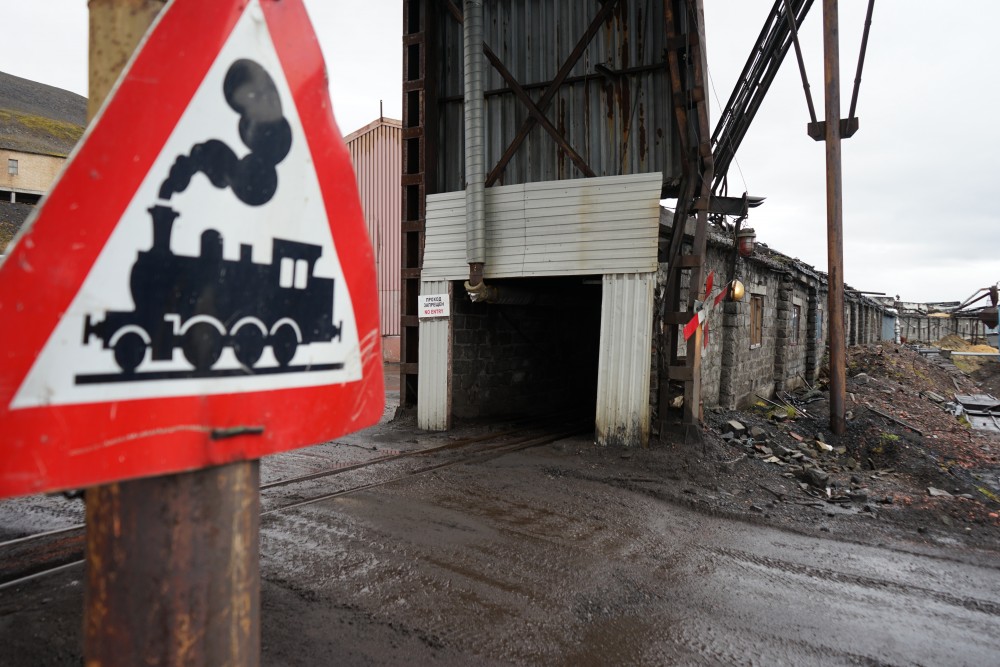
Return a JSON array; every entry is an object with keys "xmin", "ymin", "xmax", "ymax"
[
  {"xmin": 822, "ymin": 0, "xmax": 847, "ymax": 435},
  {"xmin": 83, "ymin": 3, "xmax": 260, "ymax": 665}
]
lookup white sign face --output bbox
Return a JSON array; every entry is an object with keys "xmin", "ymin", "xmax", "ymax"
[
  {"xmin": 12, "ymin": 2, "xmax": 361, "ymax": 408},
  {"xmin": 419, "ymin": 294, "xmax": 450, "ymax": 319}
]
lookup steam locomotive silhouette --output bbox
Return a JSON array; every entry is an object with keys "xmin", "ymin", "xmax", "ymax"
[{"xmin": 82, "ymin": 204, "xmax": 342, "ymax": 375}]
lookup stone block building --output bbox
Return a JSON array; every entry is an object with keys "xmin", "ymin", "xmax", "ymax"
[{"xmin": 0, "ymin": 71, "xmax": 86, "ymax": 252}]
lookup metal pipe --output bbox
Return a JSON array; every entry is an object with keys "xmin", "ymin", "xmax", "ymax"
[
  {"xmin": 783, "ymin": 0, "xmax": 818, "ymax": 124},
  {"xmin": 822, "ymin": 0, "xmax": 847, "ymax": 435},
  {"xmin": 85, "ymin": 465, "xmax": 261, "ymax": 666},
  {"xmin": 463, "ymin": 0, "xmax": 485, "ymax": 285},
  {"xmin": 848, "ymin": 0, "xmax": 876, "ymax": 119}
]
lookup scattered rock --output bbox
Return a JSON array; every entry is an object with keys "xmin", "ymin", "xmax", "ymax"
[
  {"xmin": 801, "ymin": 467, "xmax": 830, "ymax": 488},
  {"xmin": 854, "ymin": 372, "xmax": 871, "ymax": 384},
  {"xmin": 749, "ymin": 426, "xmax": 769, "ymax": 441},
  {"xmin": 923, "ymin": 391, "xmax": 947, "ymax": 404},
  {"xmin": 726, "ymin": 420, "xmax": 747, "ymax": 436},
  {"xmin": 927, "ymin": 487, "xmax": 952, "ymax": 498}
]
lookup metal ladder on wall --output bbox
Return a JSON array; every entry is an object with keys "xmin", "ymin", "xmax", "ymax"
[{"xmin": 659, "ymin": 0, "xmax": 712, "ymax": 434}]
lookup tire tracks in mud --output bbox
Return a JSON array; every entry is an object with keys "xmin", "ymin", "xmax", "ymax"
[{"xmin": 705, "ymin": 545, "xmax": 1000, "ymax": 617}]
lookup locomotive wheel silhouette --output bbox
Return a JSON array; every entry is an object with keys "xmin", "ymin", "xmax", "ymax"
[
  {"xmin": 271, "ymin": 324, "xmax": 298, "ymax": 367},
  {"xmin": 114, "ymin": 332, "xmax": 146, "ymax": 374},
  {"xmin": 233, "ymin": 326, "xmax": 265, "ymax": 366},
  {"xmin": 183, "ymin": 322, "xmax": 224, "ymax": 371}
]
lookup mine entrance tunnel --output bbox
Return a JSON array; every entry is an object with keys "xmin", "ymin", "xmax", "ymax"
[{"xmin": 450, "ymin": 276, "xmax": 603, "ymax": 424}]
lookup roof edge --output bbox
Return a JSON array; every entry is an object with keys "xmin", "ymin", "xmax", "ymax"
[{"xmin": 343, "ymin": 116, "xmax": 402, "ymax": 144}]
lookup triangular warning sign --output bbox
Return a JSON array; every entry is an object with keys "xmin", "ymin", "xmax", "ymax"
[{"xmin": 0, "ymin": 0, "xmax": 383, "ymax": 498}]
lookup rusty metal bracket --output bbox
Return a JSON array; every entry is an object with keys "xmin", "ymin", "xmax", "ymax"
[
  {"xmin": 807, "ymin": 117, "xmax": 859, "ymax": 141},
  {"xmin": 692, "ymin": 194, "xmax": 765, "ymax": 216},
  {"xmin": 784, "ymin": 0, "xmax": 818, "ymax": 125},
  {"xmin": 443, "ymin": 0, "xmax": 463, "ymax": 24},
  {"xmin": 848, "ymin": 0, "xmax": 876, "ymax": 119}
]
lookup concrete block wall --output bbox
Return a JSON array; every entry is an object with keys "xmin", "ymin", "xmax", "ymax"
[
  {"xmin": 717, "ymin": 262, "xmax": 782, "ymax": 408},
  {"xmin": 620, "ymin": 222, "xmax": 909, "ymax": 422},
  {"xmin": 774, "ymin": 275, "xmax": 811, "ymax": 391},
  {"xmin": 655, "ymin": 235, "xmax": 894, "ymax": 413},
  {"xmin": 669, "ymin": 250, "xmax": 729, "ymax": 408},
  {"xmin": 805, "ymin": 284, "xmax": 825, "ymax": 383}
]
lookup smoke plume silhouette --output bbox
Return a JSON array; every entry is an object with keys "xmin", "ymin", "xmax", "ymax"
[{"xmin": 158, "ymin": 59, "xmax": 292, "ymax": 206}]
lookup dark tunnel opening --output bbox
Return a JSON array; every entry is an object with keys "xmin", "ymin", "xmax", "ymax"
[{"xmin": 450, "ymin": 276, "xmax": 603, "ymax": 425}]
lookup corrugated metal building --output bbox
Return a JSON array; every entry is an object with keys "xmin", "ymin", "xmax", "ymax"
[
  {"xmin": 345, "ymin": 117, "xmax": 402, "ymax": 361},
  {"xmin": 402, "ymin": 0, "xmax": 693, "ymax": 445}
]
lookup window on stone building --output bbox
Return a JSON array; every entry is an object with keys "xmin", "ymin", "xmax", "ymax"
[
  {"xmin": 792, "ymin": 304, "xmax": 801, "ymax": 343},
  {"xmin": 7, "ymin": 159, "xmax": 17, "ymax": 176},
  {"xmin": 750, "ymin": 295, "xmax": 763, "ymax": 348}
]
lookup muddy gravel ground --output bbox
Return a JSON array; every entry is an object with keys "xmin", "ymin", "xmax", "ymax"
[{"xmin": 2, "ymin": 347, "xmax": 999, "ymax": 665}]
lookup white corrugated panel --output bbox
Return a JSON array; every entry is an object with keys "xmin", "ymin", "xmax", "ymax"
[
  {"xmin": 417, "ymin": 280, "xmax": 451, "ymax": 431},
  {"xmin": 596, "ymin": 273, "xmax": 654, "ymax": 447},
  {"xmin": 423, "ymin": 173, "xmax": 662, "ymax": 279}
]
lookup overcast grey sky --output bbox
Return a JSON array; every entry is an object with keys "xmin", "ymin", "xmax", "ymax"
[{"xmin": 2, "ymin": 1, "xmax": 996, "ymax": 303}]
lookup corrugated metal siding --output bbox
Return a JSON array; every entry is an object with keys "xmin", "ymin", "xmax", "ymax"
[
  {"xmin": 422, "ymin": 173, "xmax": 661, "ymax": 279},
  {"xmin": 417, "ymin": 280, "xmax": 452, "ymax": 431},
  {"xmin": 431, "ymin": 0, "xmax": 681, "ymax": 192},
  {"xmin": 596, "ymin": 272, "xmax": 654, "ymax": 447},
  {"xmin": 346, "ymin": 118, "xmax": 401, "ymax": 338}
]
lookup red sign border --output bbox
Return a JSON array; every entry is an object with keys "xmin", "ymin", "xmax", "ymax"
[{"xmin": 0, "ymin": 0, "xmax": 384, "ymax": 498}]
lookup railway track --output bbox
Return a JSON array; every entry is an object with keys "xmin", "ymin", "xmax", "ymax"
[{"xmin": 0, "ymin": 423, "xmax": 585, "ymax": 591}]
